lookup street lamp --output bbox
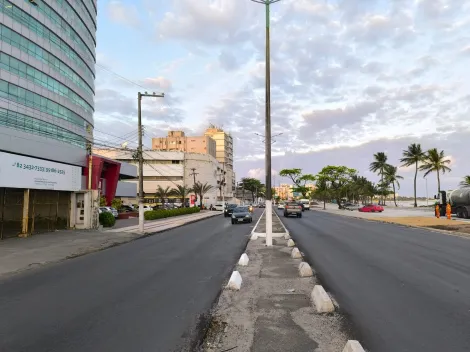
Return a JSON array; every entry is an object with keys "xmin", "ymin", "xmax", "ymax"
[{"xmin": 250, "ymin": 0, "xmax": 282, "ymax": 247}]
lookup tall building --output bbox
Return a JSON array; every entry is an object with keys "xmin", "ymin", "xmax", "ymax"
[
  {"xmin": 0, "ymin": 0, "xmax": 115, "ymax": 238},
  {"xmin": 151, "ymin": 126, "xmax": 235, "ymax": 199},
  {"xmin": 152, "ymin": 131, "xmax": 216, "ymax": 158}
]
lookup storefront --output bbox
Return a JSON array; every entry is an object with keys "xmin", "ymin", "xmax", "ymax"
[{"xmin": 0, "ymin": 151, "xmax": 81, "ymax": 239}]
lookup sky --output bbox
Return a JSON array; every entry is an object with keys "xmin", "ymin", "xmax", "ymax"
[{"xmin": 93, "ymin": 0, "xmax": 470, "ymax": 197}]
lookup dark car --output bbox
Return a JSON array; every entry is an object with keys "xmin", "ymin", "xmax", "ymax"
[
  {"xmin": 231, "ymin": 206, "xmax": 253, "ymax": 224},
  {"xmin": 224, "ymin": 204, "xmax": 238, "ymax": 217},
  {"xmin": 258, "ymin": 203, "xmax": 265, "ymax": 208}
]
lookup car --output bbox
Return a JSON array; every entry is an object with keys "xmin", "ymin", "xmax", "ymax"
[
  {"xmin": 231, "ymin": 206, "xmax": 253, "ymax": 224},
  {"xmin": 277, "ymin": 203, "xmax": 285, "ymax": 210},
  {"xmin": 100, "ymin": 206, "xmax": 119, "ymax": 218},
  {"xmin": 258, "ymin": 203, "xmax": 265, "ymax": 208},
  {"xmin": 343, "ymin": 203, "xmax": 360, "ymax": 211},
  {"xmin": 299, "ymin": 199, "xmax": 310, "ymax": 210},
  {"xmin": 358, "ymin": 204, "xmax": 384, "ymax": 212},
  {"xmin": 284, "ymin": 202, "xmax": 302, "ymax": 218},
  {"xmin": 214, "ymin": 203, "xmax": 225, "ymax": 211},
  {"xmin": 224, "ymin": 204, "xmax": 238, "ymax": 217}
]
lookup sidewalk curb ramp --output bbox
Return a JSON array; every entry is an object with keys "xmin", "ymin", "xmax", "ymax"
[{"xmin": 343, "ymin": 340, "xmax": 366, "ymax": 352}]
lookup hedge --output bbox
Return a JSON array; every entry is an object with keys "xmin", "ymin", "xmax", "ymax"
[
  {"xmin": 144, "ymin": 206, "xmax": 201, "ymax": 220},
  {"xmin": 99, "ymin": 212, "xmax": 116, "ymax": 227}
]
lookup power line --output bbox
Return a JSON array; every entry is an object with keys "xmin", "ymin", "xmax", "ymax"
[{"xmin": 95, "ymin": 63, "xmax": 150, "ymax": 90}]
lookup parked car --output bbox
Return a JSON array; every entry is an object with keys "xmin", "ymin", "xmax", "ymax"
[
  {"xmin": 224, "ymin": 204, "xmax": 238, "ymax": 217},
  {"xmin": 120, "ymin": 205, "xmax": 134, "ymax": 213},
  {"xmin": 342, "ymin": 203, "xmax": 360, "ymax": 211},
  {"xmin": 284, "ymin": 202, "xmax": 302, "ymax": 218},
  {"xmin": 231, "ymin": 206, "xmax": 253, "ymax": 224},
  {"xmin": 100, "ymin": 206, "xmax": 119, "ymax": 218},
  {"xmin": 358, "ymin": 204, "xmax": 384, "ymax": 212}
]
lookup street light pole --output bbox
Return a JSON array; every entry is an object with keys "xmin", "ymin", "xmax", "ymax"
[
  {"xmin": 251, "ymin": 0, "xmax": 281, "ymax": 246},
  {"xmin": 138, "ymin": 91, "xmax": 164, "ymax": 233}
]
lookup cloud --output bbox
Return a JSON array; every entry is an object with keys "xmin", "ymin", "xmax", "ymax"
[
  {"xmin": 247, "ymin": 168, "xmax": 278, "ymax": 181},
  {"xmin": 106, "ymin": 1, "xmax": 141, "ymax": 28}
]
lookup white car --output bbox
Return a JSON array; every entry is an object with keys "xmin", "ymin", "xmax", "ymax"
[
  {"xmin": 214, "ymin": 203, "xmax": 225, "ymax": 211},
  {"xmin": 299, "ymin": 199, "xmax": 310, "ymax": 210},
  {"xmin": 277, "ymin": 203, "xmax": 285, "ymax": 210}
]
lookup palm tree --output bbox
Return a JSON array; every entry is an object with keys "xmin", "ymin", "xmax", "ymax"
[
  {"xmin": 419, "ymin": 148, "xmax": 452, "ymax": 194},
  {"xmin": 155, "ymin": 185, "xmax": 172, "ymax": 202},
  {"xmin": 384, "ymin": 165, "xmax": 404, "ymax": 207},
  {"xmin": 170, "ymin": 185, "xmax": 192, "ymax": 207},
  {"xmin": 192, "ymin": 181, "xmax": 214, "ymax": 207},
  {"xmin": 460, "ymin": 176, "xmax": 470, "ymax": 187},
  {"xmin": 369, "ymin": 152, "xmax": 390, "ymax": 205},
  {"xmin": 400, "ymin": 143, "xmax": 425, "ymax": 208}
]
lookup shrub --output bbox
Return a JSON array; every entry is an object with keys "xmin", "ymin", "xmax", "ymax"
[
  {"xmin": 144, "ymin": 206, "xmax": 200, "ymax": 220},
  {"xmin": 99, "ymin": 195, "xmax": 107, "ymax": 206},
  {"xmin": 99, "ymin": 211, "xmax": 116, "ymax": 227},
  {"xmin": 111, "ymin": 198, "xmax": 123, "ymax": 211}
]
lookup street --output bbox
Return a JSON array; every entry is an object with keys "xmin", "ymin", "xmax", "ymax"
[
  {"xmin": 281, "ymin": 209, "xmax": 470, "ymax": 352},
  {"xmin": 0, "ymin": 212, "xmax": 259, "ymax": 352}
]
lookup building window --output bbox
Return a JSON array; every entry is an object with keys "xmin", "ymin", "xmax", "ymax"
[
  {"xmin": 0, "ymin": 52, "xmax": 94, "ymax": 112},
  {"xmin": 0, "ymin": 4, "xmax": 94, "ymax": 79},
  {"xmin": 172, "ymin": 160, "xmax": 180, "ymax": 164},
  {"xmin": 0, "ymin": 25, "xmax": 94, "ymax": 96},
  {"xmin": 0, "ymin": 107, "xmax": 87, "ymax": 148},
  {"xmin": 0, "ymin": 80, "xmax": 87, "ymax": 127}
]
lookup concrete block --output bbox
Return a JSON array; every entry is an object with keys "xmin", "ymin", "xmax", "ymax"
[
  {"xmin": 238, "ymin": 253, "xmax": 249, "ymax": 266},
  {"xmin": 287, "ymin": 239, "xmax": 295, "ymax": 247},
  {"xmin": 227, "ymin": 271, "xmax": 242, "ymax": 290},
  {"xmin": 284, "ymin": 233, "xmax": 291, "ymax": 240},
  {"xmin": 250, "ymin": 233, "xmax": 258, "ymax": 240},
  {"xmin": 311, "ymin": 285, "xmax": 334, "ymax": 313},
  {"xmin": 291, "ymin": 247, "xmax": 302, "ymax": 259},
  {"xmin": 343, "ymin": 340, "xmax": 366, "ymax": 352},
  {"xmin": 298, "ymin": 262, "xmax": 313, "ymax": 277}
]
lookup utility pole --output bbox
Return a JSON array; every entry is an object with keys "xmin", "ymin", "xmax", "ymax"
[
  {"xmin": 138, "ymin": 91, "xmax": 164, "ymax": 233},
  {"xmin": 250, "ymin": 0, "xmax": 281, "ymax": 246}
]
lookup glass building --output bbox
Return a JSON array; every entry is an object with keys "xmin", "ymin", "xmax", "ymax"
[
  {"xmin": 0, "ymin": 0, "xmax": 98, "ymax": 238},
  {"xmin": 0, "ymin": 0, "xmax": 97, "ymax": 164}
]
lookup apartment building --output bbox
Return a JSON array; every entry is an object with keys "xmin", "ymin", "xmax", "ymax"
[
  {"xmin": 151, "ymin": 127, "xmax": 235, "ymax": 199},
  {"xmin": 152, "ymin": 131, "xmax": 217, "ymax": 158}
]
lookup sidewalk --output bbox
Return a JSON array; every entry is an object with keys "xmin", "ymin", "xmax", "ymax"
[
  {"xmin": 203, "ymin": 235, "xmax": 351, "ymax": 351},
  {"xmin": 251, "ymin": 209, "xmax": 287, "ymax": 238},
  {"xmin": 0, "ymin": 211, "xmax": 221, "ymax": 277}
]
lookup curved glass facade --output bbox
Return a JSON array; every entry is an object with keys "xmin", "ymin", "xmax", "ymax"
[{"xmin": 0, "ymin": 0, "xmax": 96, "ymax": 158}]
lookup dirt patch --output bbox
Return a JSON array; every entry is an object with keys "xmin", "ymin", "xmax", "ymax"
[{"xmin": 374, "ymin": 217, "xmax": 470, "ymax": 235}]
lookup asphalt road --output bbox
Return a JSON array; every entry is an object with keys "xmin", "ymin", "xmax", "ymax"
[
  {"xmin": 280, "ymin": 209, "xmax": 470, "ymax": 352},
  {"xmin": 0, "ymin": 211, "xmax": 259, "ymax": 352}
]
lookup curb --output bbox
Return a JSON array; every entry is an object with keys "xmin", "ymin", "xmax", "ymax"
[
  {"xmin": 251, "ymin": 209, "xmax": 289, "ymax": 238},
  {"xmin": 311, "ymin": 208, "xmax": 470, "ymax": 240}
]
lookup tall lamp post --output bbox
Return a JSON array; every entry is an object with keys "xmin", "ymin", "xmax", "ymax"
[{"xmin": 250, "ymin": 0, "xmax": 281, "ymax": 246}]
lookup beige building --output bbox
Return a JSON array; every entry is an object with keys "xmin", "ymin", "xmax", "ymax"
[
  {"xmin": 151, "ymin": 126, "xmax": 235, "ymax": 199},
  {"xmin": 152, "ymin": 131, "xmax": 216, "ymax": 159},
  {"xmin": 92, "ymin": 149, "xmax": 232, "ymax": 206}
]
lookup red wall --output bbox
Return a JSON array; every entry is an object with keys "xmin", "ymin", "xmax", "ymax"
[{"xmin": 83, "ymin": 156, "xmax": 121, "ymax": 206}]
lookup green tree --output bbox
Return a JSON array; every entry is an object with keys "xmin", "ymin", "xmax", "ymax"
[
  {"xmin": 419, "ymin": 148, "xmax": 452, "ymax": 194},
  {"xmin": 384, "ymin": 165, "xmax": 404, "ymax": 207},
  {"xmin": 315, "ymin": 166, "xmax": 357, "ymax": 208},
  {"xmin": 312, "ymin": 176, "xmax": 330, "ymax": 210},
  {"xmin": 192, "ymin": 181, "xmax": 214, "ymax": 207},
  {"xmin": 241, "ymin": 177, "xmax": 263, "ymax": 202},
  {"xmin": 99, "ymin": 195, "xmax": 107, "ymax": 206},
  {"xmin": 278, "ymin": 168, "xmax": 315, "ymax": 198},
  {"xmin": 170, "ymin": 185, "xmax": 193, "ymax": 207},
  {"xmin": 400, "ymin": 143, "xmax": 425, "ymax": 207},
  {"xmin": 369, "ymin": 152, "xmax": 391, "ymax": 205},
  {"xmin": 460, "ymin": 176, "xmax": 470, "ymax": 187},
  {"xmin": 155, "ymin": 185, "xmax": 172, "ymax": 202}
]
